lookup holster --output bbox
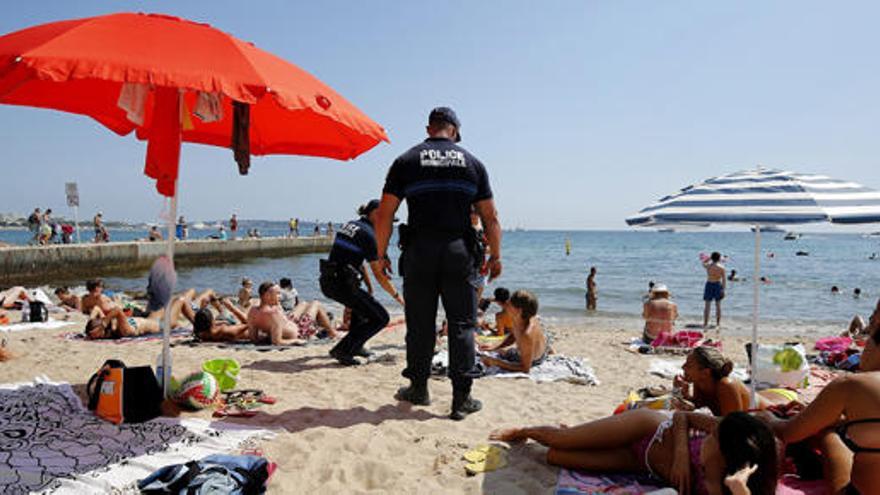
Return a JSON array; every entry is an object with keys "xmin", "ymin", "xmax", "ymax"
[
  {"xmin": 320, "ymin": 259, "xmax": 361, "ymax": 290},
  {"xmin": 463, "ymin": 227, "xmax": 485, "ymax": 270}
]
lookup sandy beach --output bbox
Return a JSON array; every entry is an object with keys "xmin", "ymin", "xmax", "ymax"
[{"xmin": 0, "ymin": 311, "xmax": 843, "ymax": 494}]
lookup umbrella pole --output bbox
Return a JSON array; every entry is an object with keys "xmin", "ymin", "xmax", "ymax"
[
  {"xmin": 161, "ymin": 193, "xmax": 178, "ymax": 397},
  {"xmin": 750, "ymin": 225, "xmax": 761, "ymax": 407}
]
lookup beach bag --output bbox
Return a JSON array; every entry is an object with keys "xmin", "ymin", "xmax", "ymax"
[
  {"xmin": 28, "ymin": 300, "xmax": 48, "ymax": 322},
  {"xmin": 749, "ymin": 343, "xmax": 809, "ymax": 389},
  {"xmin": 87, "ymin": 359, "xmax": 163, "ymax": 424}
]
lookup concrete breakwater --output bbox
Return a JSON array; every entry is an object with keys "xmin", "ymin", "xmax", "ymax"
[{"xmin": 0, "ymin": 236, "xmax": 332, "ymax": 286}]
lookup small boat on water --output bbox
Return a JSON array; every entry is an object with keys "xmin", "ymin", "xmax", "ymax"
[
  {"xmin": 783, "ymin": 232, "xmax": 801, "ymax": 240},
  {"xmin": 657, "ymin": 228, "xmax": 676, "ymax": 233},
  {"xmin": 752, "ymin": 226, "xmax": 785, "ymax": 233}
]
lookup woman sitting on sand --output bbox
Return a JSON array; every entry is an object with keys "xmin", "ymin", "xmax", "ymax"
[
  {"xmin": 765, "ymin": 301, "xmax": 880, "ymax": 494},
  {"xmin": 642, "ymin": 284, "xmax": 678, "ymax": 343},
  {"xmin": 491, "ymin": 410, "xmax": 777, "ymax": 495},
  {"xmin": 673, "ymin": 346, "xmax": 794, "ymax": 416}
]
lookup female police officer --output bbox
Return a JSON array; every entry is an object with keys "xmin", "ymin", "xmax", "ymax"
[{"xmin": 320, "ymin": 200, "xmax": 404, "ymax": 366}]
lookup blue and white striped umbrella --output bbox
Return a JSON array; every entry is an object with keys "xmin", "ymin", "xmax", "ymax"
[
  {"xmin": 626, "ymin": 167, "xmax": 880, "ymax": 406},
  {"xmin": 626, "ymin": 168, "xmax": 880, "ymax": 227}
]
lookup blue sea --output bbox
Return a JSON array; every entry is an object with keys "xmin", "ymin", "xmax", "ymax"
[{"xmin": 3, "ymin": 227, "xmax": 879, "ymax": 325}]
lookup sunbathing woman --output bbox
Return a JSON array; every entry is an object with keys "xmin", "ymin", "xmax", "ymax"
[
  {"xmin": 84, "ymin": 292, "xmax": 191, "ymax": 339},
  {"xmin": 673, "ymin": 346, "xmax": 793, "ymax": 416},
  {"xmin": 491, "ymin": 410, "xmax": 777, "ymax": 495},
  {"xmin": 186, "ymin": 296, "xmax": 250, "ymax": 342},
  {"xmin": 765, "ymin": 302, "xmax": 880, "ymax": 494}
]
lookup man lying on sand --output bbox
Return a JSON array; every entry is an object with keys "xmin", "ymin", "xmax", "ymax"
[
  {"xmin": 247, "ymin": 282, "xmax": 305, "ymax": 346},
  {"xmin": 53, "ymin": 287, "xmax": 81, "ymax": 312},
  {"xmin": 479, "ymin": 290, "xmax": 548, "ymax": 373}
]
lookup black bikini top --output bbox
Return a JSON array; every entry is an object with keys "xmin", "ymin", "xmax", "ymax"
[{"xmin": 836, "ymin": 419, "xmax": 880, "ymax": 454}]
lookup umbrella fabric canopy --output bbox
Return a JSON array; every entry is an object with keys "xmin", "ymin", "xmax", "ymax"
[
  {"xmin": 627, "ymin": 168, "xmax": 880, "ymax": 226},
  {"xmin": 0, "ymin": 12, "xmax": 389, "ymax": 194},
  {"xmin": 0, "ymin": 12, "xmax": 389, "ymax": 395},
  {"xmin": 627, "ymin": 168, "xmax": 880, "ymax": 405}
]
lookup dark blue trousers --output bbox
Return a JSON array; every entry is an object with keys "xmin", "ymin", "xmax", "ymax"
[
  {"xmin": 401, "ymin": 235, "xmax": 479, "ymax": 398},
  {"xmin": 320, "ymin": 269, "xmax": 389, "ymax": 355}
]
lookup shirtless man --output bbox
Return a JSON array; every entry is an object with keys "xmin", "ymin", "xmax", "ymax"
[
  {"xmin": 585, "ymin": 266, "xmax": 597, "ymax": 311},
  {"xmin": 80, "ymin": 279, "xmax": 118, "ymax": 315},
  {"xmin": 247, "ymin": 282, "xmax": 304, "ymax": 346},
  {"xmin": 702, "ymin": 252, "xmax": 726, "ymax": 328},
  {"xmin": 642, "ymin": 284, "xmax": 678, "ymax": 343},
  {"xmin": 53, "ymin": 287, "xmax": 81, "ymax": 312},
  {"xmin": 479, "ymin": 290, "xmax": 548, "ymax": 373}
]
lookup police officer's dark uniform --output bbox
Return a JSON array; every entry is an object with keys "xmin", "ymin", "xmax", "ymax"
[
  {"xmin": 319, "ymin": 202, "xmax": 390, "ymax": 366},
  {"xmin": 384, "ymin": 107, "xmax": 493, "ymax": 420}
]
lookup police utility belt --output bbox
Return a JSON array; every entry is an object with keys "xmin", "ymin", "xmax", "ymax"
[
  {"xmin": 398, "ymin": 224, "xmax": 485, "ymax": 269},
  {"xmin": 320, "ymin": 259, "xmax": 363, "ymax": 289}
]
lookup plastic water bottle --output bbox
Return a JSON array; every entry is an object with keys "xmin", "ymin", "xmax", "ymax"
[{"xmin": 155, "ymin": 353, "xmax": 170, "ymax": 389}]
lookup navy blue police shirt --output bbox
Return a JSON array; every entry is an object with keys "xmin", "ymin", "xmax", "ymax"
[
  {"xmin": 383, "ymin": 137, "xmax": 492, "ymax": 234},
  {"xmin": 328, "ymin": 217, "xmax": 379, "ymax": 267}
]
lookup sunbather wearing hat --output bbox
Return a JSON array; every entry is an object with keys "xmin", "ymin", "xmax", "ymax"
[
  {"xmin": 491, "ymin": 410, "xmax": 778, "ymax": 495},
  {"xmin": 764, "ymin": 299, "xmax": 880, "ymax": 494},
  {"xmin": 479, "ymin": 290, "xmax": 548, "ymax": 373},
  {"xmin": 673, "ymin": 346, "xmax": 792, "ymax": 416},
  {"xmin": 642, "ymin": 284, "xmax": 678, "ymax": 343}
]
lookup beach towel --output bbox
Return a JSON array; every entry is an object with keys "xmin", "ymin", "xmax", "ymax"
[
  {"xmin": 556, "ymin": 469, "xmax": 828, "ymax": 495},
  {"xmin": 61, "ymin": 327, "xmax": 192, "ymax": 343},
  {"xmin": 0, "ymin": 378, "xmax": 271, "ymax": 494},
  {"xmin": 0, "ymin": 320, "xmax": 73, "ymax": 333},
  {"xmin": 435, "ymin": 351, "xmax": 600, "ymax": 386},
  {"xmin": 555, "ymin": 469, "xmax": 665, "ymax": 494}
]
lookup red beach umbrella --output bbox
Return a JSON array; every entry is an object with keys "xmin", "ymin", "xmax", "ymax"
[{"xmin": 0, "ymin": 12, "xmax": 389, "ymax": 394}]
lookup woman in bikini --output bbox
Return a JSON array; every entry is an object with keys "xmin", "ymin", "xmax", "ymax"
[
  {"xmin": 674, "ymin": 346, "xmax": 794, "ymax": 415},
  {"xmin": 84, "ymin": 291, "xmax": 194, "ymax": 339},
  {"xmin": 490, "ymin": 410, "xmax": 778, "ymax": 495},
  {"xmin": 766, "ymin": 299, "xmax": 880, "ymax": 494},
  {"xmin": 186, "ymin": 295, "xmax": 250, "ymax": 342}
]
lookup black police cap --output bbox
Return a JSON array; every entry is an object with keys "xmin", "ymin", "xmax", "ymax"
[{"xmin": 428, "ymin": 107, "xmax": 462, "ymax": 142}]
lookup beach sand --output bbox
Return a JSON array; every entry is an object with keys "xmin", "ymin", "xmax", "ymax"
[{"xmin": 0, "ymin": 312, "xmax": 842, "ymax": 494}]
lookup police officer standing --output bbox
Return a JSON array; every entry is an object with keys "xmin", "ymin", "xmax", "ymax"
[
  {"xmin": 373, "ymin": 107, "xmax": 502, "ymax": 420},
  {"xmin": 320, "ymin": 200, "xmax": 404, "ymax": 366}
]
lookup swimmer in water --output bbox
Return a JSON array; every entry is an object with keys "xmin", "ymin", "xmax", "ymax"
[
  {"xmin": 565, "ymin": 237, "xmax": 571, "ymax": 256},
  {"xmin": 832, "ymin": 286, "xmax": 840, "ymax": 294},
  {"xmin": 855, "ymin": 288, "xmax": 862, "ymax": 298}
]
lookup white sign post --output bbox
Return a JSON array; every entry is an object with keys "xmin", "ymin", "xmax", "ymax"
[{"xmin": 65, "ymin": 182, "xmax": 80, "ymax": 244}]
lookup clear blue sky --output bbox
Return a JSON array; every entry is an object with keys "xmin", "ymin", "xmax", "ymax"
[{"xmin": 1, "ymin": 1, "xmax": 879, "ymax": 229}]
